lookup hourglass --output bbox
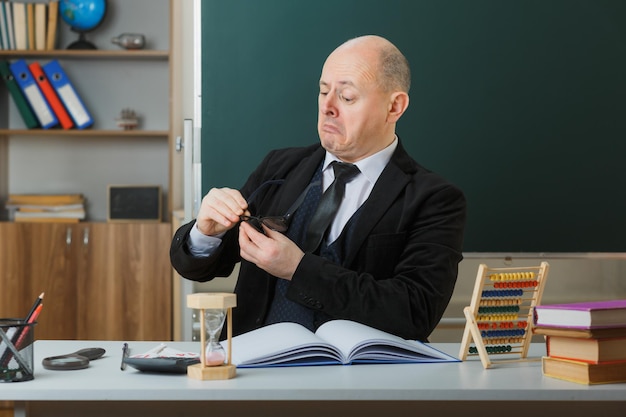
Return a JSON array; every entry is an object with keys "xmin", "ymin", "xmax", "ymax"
[{"xmin": 186, "ymin": 292, "xmax": 237, "ymax": 380}]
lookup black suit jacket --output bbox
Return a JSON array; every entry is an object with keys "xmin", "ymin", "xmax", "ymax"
[{"xmin": 170, "ymin": 139, "xmax": 466, "ymax": 341}]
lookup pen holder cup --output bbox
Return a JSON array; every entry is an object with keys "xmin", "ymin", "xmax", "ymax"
[{"xmin": 0, "ymin": 318, "xmax": 36, "ymax": 382}]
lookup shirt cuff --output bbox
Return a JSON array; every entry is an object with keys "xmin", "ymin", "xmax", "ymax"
[{"xmin": 188, "ymin": 222, "xmax": 225, "ymax": 257}]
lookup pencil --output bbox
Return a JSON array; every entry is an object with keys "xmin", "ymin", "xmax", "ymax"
[
  {"xmin": 25, "ymin": 292, "xmax": 44, "ymax": 322},
  {"xmin": 13, "ymin": 303, "xmax": 43, "ymax": 351}
]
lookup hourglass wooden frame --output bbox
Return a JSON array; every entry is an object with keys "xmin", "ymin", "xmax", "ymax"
[
  {"xmin": 186, "ymin": 292, "xmax": 237, "ymax": 380},
  {"xmin": 459, "ymin": 262, "xmax": 549, "ymax": 369}
]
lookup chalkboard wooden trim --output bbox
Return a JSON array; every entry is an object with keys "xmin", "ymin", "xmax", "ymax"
[
  {"xmin": 463, "ymin": 253, "xmax": 626, "ymax": 259},
  {"xmin": 107, "ymin": 185, "xmax": 162, "ymax": 222}
]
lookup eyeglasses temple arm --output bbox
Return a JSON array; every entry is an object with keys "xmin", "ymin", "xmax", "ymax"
[
  {"xmin": 245, "ymin": 179, "xmax": 285, "ymax": 205},
  {"xmin": 284, "ymin": 180, "xmax": 321, "ymax": 218}
]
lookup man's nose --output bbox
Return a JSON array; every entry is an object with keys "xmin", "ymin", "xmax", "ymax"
[{"xmin": 320, "ymin": 94, "xmax": 338, "ymax": 116}]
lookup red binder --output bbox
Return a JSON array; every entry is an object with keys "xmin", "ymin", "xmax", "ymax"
[{"xmin": 28, "ymin": 61, "xmax": 74, "ymax": 129}]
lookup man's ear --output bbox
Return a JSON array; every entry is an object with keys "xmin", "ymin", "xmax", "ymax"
[{"xmin": 387, "ymin": 92, "xmax": 409, "ymax": 123}]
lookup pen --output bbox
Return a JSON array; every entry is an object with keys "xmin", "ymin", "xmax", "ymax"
[{"xmin": 121, "ymin": 342, "xmax": 129, "ymax": 370}]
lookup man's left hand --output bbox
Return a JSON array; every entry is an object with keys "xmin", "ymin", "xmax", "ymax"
[{"xmin": 238, "ymin": 221, "xmax": 304, "ymax": 280}]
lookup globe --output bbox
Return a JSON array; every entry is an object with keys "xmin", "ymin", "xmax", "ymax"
[{"xmin": 59, "ymin": 0, "xmax": 107, "ymax": 49}]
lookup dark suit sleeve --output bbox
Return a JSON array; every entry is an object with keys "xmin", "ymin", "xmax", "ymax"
[
  {"xmin": 288, "ymin": 178, "xmax": 467, "ymax": 342},
  {"xmin": 170, "ymin": 220, "xmax": 242, "ymax": 282},
  {"xmin": 169, "ymin": 146, "xmax": 315, "ymax": 284}
]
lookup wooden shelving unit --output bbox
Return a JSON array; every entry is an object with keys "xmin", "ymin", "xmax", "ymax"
[{"xmin": 0, "ymin": 0, "xmax": 175, "ymax": 342}]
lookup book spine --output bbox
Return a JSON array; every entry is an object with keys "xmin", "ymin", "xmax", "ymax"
[
  {"xmin": 34, "ymin": 2, "xmax": 45, "ymax": 51},
  {"xmin": 26, "ymin": 2, "xmax": 33, "ymax": 50},
  {"xmin": 0, "ymin": 2, "xmax": 6, "ymax": 50},
  {"xmin": 4, "ymin": 0, "xmax": 14, "ymax": 50},
  {"xmin": 12, "ymin": 1, "xmax": 26, "ymax": 50},
  {"xmin": 7, "ymin": 193, "xmax": 84, "ymax": 205},
  {"xmin": 45, "ymin": 0, "xmax": 58, "ymax": 51}
]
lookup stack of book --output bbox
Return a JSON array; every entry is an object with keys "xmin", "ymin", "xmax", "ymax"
[
  {"xmin": 0, "ymin": 1, "xmax": 59, "ymax": 51},
  {"xmin": 534, "ymin": 299, "xmax": 626, "ymax": 384},
  {"xmin": 5, "ymin": 193, "xmax": 86, "ymax": 223}
]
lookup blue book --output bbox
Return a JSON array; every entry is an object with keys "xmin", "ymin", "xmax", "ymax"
[
  {"xmin": 42, "ymin": 59, "xmax": 93, "ymax": 129},
  {"xmin": 9, "ymin": 59, "xmax": 58, "ymax": 129}
]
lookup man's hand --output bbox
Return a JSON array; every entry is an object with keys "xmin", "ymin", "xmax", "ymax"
[
  {"xmin": 195, "ymin": 187, "xmax": 248, "ymax": 236},
  {"xmin": 238, "ymin": 221, "xmax": 305, "ymax": 280}
]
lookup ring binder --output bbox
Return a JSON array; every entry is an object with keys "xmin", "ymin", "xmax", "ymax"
[
  {"xmin": 0, "ymin": 59, "xmax": 39, "ymax": 128},
  {"xmin": 9, "ymin": 59, "xmax": 58, "ymax": 129},
  {"xmin": 29, "ymin": 61, "xmax": 74, "ymax": 129},
  {"xmin": 42, "ymin": 59, "xmax": 93, "ymax": 129}
]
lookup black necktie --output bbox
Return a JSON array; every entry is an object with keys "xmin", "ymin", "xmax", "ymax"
[{"xmin": 303, "ymin": 161, "xmax": 360, "ymax": 252}]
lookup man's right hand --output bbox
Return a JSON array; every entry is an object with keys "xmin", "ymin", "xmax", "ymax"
[{"xmin": 195, "ymin": 187, "xmax": 248, "ymax": 236}]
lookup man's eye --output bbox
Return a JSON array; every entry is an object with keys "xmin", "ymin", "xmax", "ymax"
[
  {"xmin": 319, "ymin": 91, "xmax": 329, "ymax": 96},
  {"xmin": 339, "ymin": 93, "xmax": 354, "ymax": 102}
]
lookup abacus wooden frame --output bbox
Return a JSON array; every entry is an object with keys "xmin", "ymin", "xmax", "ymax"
[{"xmin": 459, "ymin": 262, "xmax": 549, "ymax": 369}]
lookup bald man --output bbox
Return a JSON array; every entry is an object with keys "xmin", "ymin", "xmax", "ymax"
[{"xmin": 171, "ymin": 35, "xmax": 466, "ymax": 341}]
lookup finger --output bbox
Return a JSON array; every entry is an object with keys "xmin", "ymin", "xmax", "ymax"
[
  {"xmin": 239, "ymin": 221, "xmax": 266, "ymax": 247},
  {"xmin": 221, "ymin": 188, "xmax": 249, "ymax": 212},
  {"xmin": 238, "ymin": 222, "xmax": 261, "ymax": 263},
  {"xmin": 213, "ymin": 188, "xmax": 248, "ymax": 219},
  {"xmin": 204, "ymin": 188, "xmax": 247, "ymax": 224},
  {"xmin": 196, "ymin": 188, "xmax": 248, "ymax": 235}
]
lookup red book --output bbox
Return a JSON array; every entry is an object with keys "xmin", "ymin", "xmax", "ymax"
[{"xmin": 28, "ymin": 61, "xmax": 74, "ymax": 129}]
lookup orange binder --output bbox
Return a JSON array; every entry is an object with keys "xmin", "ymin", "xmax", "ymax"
[{"xmin": 28, "ymin": 61, "xmax": 74, "ymax": 129}]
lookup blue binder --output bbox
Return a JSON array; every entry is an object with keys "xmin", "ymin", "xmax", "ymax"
[
  {"xmin": 42, "ymin": 60, "xmax": 93, "ymax": 129},
  {"xmin": 9, "ymin": 59, "xmax": 58, "ymax": 129}
]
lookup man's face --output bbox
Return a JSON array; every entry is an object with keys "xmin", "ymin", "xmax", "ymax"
[{"xmin": 317, "ymin": 44, "xmax": 393, "ymax": 163}]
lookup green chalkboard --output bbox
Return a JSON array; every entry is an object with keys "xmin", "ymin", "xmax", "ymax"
[{"xmin": 201, "ymin": 0, "xmax": 626, "ymax": 253}]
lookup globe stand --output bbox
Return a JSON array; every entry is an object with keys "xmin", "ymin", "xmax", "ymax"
[
  {"xmin": 186, "ymin": 293, "xmax": 237, "ymax": 380},
  {"xmin": 67, "ymin": 31, "xmax": 97, "ymax": 50}
]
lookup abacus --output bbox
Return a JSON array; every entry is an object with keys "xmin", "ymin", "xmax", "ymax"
[{"xmin": 459, "ymin": 262, "xmax": 549, "ymax": 368}]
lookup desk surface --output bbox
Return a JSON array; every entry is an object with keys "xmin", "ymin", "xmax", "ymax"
[{"xmin": 1, "ymin": 340, "xmax": 625, "ymax": 403}]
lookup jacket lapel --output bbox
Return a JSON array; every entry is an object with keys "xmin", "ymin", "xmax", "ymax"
[{"xmin": 343, "ymin": 142, "xmax": 415, "ymax": 266}]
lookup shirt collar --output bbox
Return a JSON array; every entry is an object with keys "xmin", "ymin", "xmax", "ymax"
[{"xmin": 323, "ymin": 136, "xmax": 398, "ymax": 185}]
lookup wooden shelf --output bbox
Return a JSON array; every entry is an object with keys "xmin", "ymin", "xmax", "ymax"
[
  {"xmin": 0, "ymin": 0, "xmax": 173, "ymax": 221},
  {"xmin": 0, "ymin": 129, "xmax": 169, "ymax": 137},
  {"xmin": 0, "ymin": 50, "xmax": 169, "ymax": 60}
]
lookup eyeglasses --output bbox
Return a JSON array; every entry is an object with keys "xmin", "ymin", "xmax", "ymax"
[{"xmin": 240, "ymin": 179, "xmax": 320, "ymax": 233}]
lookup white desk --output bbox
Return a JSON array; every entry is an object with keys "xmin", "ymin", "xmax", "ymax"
[{"xmin": 1, "ymin": 340, "xmax": 625, "ymax": 417}]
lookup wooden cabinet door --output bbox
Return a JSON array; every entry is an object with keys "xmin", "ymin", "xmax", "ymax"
[
  {"xmin": 0, "ymin": 223, "xmax": 78, "ymax": 340},
  {"xmin": 76, "ymin": 223, "xmax": 172, "ymax": 341}
]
